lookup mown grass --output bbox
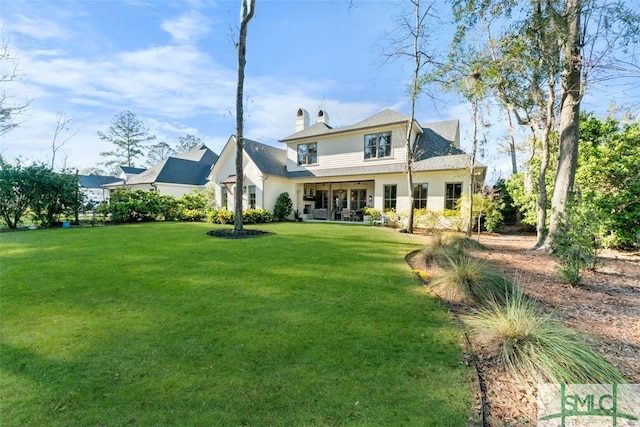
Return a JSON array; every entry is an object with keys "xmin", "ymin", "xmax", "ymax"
[{"xmin": 0, "ymin": 222, "xmax": 474, "ymax": 426}]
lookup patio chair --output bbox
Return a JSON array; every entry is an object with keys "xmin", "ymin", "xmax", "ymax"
[
  {"xmin": 372, "ymin": 214, "xmax": 388, "ymax": 226},
  {"xmin": 341, "ymin": 208, "xmax": 351, "ymax": 221}
]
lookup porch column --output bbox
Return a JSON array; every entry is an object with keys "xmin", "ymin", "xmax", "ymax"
[{"xmin": 328, "ymin": 182, "xmax": 333, "ymax": 220}]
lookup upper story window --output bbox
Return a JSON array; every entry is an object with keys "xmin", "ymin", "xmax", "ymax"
[
  {"xmin": 364, "ymin": 131, "xmax": 392, "ymax": 159},
  {"xmin": 297, "ymin": 142, "xmax": 317, "ymax": 165}
]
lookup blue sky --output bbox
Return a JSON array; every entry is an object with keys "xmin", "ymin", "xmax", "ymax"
[{"xmin": 1, "ymin": 0, "xmax": 638, "ymax": 180}]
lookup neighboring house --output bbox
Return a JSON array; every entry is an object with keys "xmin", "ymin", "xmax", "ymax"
[
  {"xmin": 117, "ymin": 166, "xmax": 146, "ymax": 181},
  {"xmin": 78, "ymin": 174, "xmax": 121, "ymax": 205},
  {"xmin": 209, "ymin": 108, "xmax": 486, "ymax": 220},
  {"xmin": 104, "ymin": 145, "xmax": 219, "ymax": 198}
]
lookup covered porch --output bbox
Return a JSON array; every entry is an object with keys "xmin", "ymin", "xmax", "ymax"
[{"xmin": 296, "ymin": 180, "xmax": 374, "ymax": 222}]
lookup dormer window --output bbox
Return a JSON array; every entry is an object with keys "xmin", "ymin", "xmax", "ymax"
[
  {"xmin": 297, "ymin": 142, "xmax": 318, "ymax": 165},
  {"xmin": 364, "ymin": 131, "xmax": 392, "ymax": 159}
]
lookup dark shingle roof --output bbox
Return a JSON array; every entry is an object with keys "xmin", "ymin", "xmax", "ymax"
[
  {"xmin": 284, "ymin": 118, "xmax": 483, "ymax": 178},
  {"xmin": 415, "ymin": 120, "xmax": 464, "ymax": 160},
  {"xmin": 126, "ymin": 158, "xmax": 212, "ymax": 186},
  {"xmin": 125, "ymin": 145, "xmax": 218, "ymax": 186},
  {"xmin": 78, "ymin": 174, "xmax": 121, "ymax": 188},
  {"xmin": 280, "ymin": 109, "xmax": 411, "ymax": 142},
  {"xmin": 119, "ymin": 166, "xmax": 146, "ymax": 175},
  {"xmin": 243, "ymin": 138, "xmax": 288, "ymax": 177}
]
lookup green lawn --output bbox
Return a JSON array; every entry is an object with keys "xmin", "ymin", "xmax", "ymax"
[{"xmin": 0, "ymin": 222, "xmax": 474, "ymax": 426}]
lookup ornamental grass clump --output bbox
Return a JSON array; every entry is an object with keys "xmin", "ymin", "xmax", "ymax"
[
  {"xmin": 464, "ymin": 292, "xmax": 625, "ymax": 384},
  {"xmin": 428, "ymin": 253, "xmax": 516, "ymax": 306},
  {"xmin": 448, "ymin": 235, "xmax": 486, "ymax": 252},
  {"xmin": 421, "ymin": 233, "xmax": 465, "ymax": 270}
]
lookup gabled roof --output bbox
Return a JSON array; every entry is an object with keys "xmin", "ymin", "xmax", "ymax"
[
  {"xmin": 243, "ymin": 138, "xmax": 288, "ymax": 177},
  {"xmin": 285, "ymin": 118, "xmax": 483, "ymax": 178},
  {"xmin": 280, "ymin": 109, "xmax": 413, "ymax": 142},
  {"xmin": 173, "ymin": 144, "xmax": 219, "ymax": 164},
  {"xmin": 346, "ymin": 109, "xmax": 411, "ymax": 130},
  {"xmin": 78, "ymin": 174, "xmax": 121, "ymax": 188},
  {"xmin": 127, "ymin": 157, "xmax": 212, "ymax": 186},
  {"xmin": 415, "ymin": 120, "xmax": 463, "ymax": 161},
  {"xmin": 118, "ymin": 166, "xmax": 145, "ymax": 175},
  {"xmin": 126, "ymin": 145, "xmax": 218, "ymax": 186}
]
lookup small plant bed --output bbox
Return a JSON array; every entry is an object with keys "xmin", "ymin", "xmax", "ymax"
[{"xmin": 407, "ymin": 232, "xmax": 639, "ymax": 426}]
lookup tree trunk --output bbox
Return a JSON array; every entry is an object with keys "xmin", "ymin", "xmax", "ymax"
[
  {"xmin": 545, "ymin": 0, "xmax": 582, "ymax": 247},
  {"xmin": 466, "ymin": 99, "xmax": 478, "ymax": 238},
  {"xmin": 534, "ymin": 72, "xmax": 557, "ymax": 248},
  {"xmin": 233, "ymin": 0, "xmax": 255, "ymax": 233},
  {"xmin": 404, "ymin": 0, "xmax": 423, "ymax": 235}
]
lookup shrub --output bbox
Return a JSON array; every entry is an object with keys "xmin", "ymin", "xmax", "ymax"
[
  {"xmin": 102, "ymin": 189, "xmax": 162, "ymax": 223},
  {"xmin": 215, "ymin": 206, "xmax": 234, "ymax": 224},
  {"xmin": 159, "ymin": 195, "xmax": 180, "ymax": 221},
  {"xmin": 550, "ymin": 199, "xmax": 601, "ymax": 285},
  {"xmin": 242, "ymin": 208, "xmax": 273, "ymax": 224},
  {"xmin": 273, "ymin": 192, "xmax": 293, "ymax": 221},
  {"xmin": 178, "ymin": 190, "xmax": 206, "ymax": 221},
  {"xmin": 464, "ymin": 293, "xmax": 625, "ymax": 384},
  {"xmin": 207, "ymin": 207, "xmax": 273, "ymax": 224}
]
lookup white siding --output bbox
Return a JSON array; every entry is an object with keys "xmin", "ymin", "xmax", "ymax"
[{"xmin": 285, "ymin": 124, "xmax": 418, "ymax": 172}]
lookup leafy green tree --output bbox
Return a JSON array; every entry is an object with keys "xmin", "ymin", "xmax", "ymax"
[
  {"xmin": 576, "ymin": 115, "xmax": 640, "ymax": 250},
  {"xmin": 98, "ymin": 111, "xmax": 156, "ymax": 170},
  {"xmin": 29, "ymin": 168, "xmax": 81, "ymax": 227},
  {"xmin": 0, "ymin": 160, "xmax": 80, "ymax": 228},
  {"xmin": 0, "ymin": 160, "xmax": 40, "ymax": 229},
  {"xmin": 448, "ymin": 0, "xmax": 640, "ymax": 248}
]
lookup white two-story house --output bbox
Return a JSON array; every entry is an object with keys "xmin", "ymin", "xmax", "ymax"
[{"xmin": 209, "ymin": 107, "xmax": 485, "ymax": 221}]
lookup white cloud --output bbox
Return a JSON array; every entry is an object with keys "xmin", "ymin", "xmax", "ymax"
[
  {"xmin": 9, "ymin": 14, "xmax": 70, "ymax": 41},
  {"xmin": 160, "ymin": 11, "xmax": 214, "ymax": 44}
]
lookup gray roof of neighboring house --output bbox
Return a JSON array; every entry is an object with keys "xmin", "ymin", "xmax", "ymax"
[
  {"xmin": 126, "ymin": 145, "xmax": 218, "ymax": 186},
  {"xmin": 118, "ymin": 166, "xmax": 146, "ymax": 175},
  {"xmin": 79, "ymin": 174, "xmax": 121, "ymax": 188},
  {"xmin": 280, "ymin": 109, "xmax": 411, "ymax": 142},
  {"xmin": 173, "ymin": 144, "xmax": 219, "ymax": 164}
]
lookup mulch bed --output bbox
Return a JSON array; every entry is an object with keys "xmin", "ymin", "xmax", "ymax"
[
  {"xmin": 407, "ymin": 232, "xmax": 640, "ymax": 426},
  {"xmin": 206, "ymin": 229, "xmax": 271, "ymax": 239}
]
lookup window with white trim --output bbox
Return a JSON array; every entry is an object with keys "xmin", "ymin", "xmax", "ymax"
[
  {"xmin": 364, "ymin": 131, "xmax": 392, "ymax": 159},
  {"xmin": 297, "ymin": 142, "xmax": 317, "ymax": 165},
  {"xmin": 413, "ymin": 183, "xmax": 428, "ymax": 209},
  {"xmin": 384, "ymin": 184, "xmax": 397, "ymax": 211},
  {"xmin": 445, "ymin": 182, "xmax": 462, "ymax": 210}
]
